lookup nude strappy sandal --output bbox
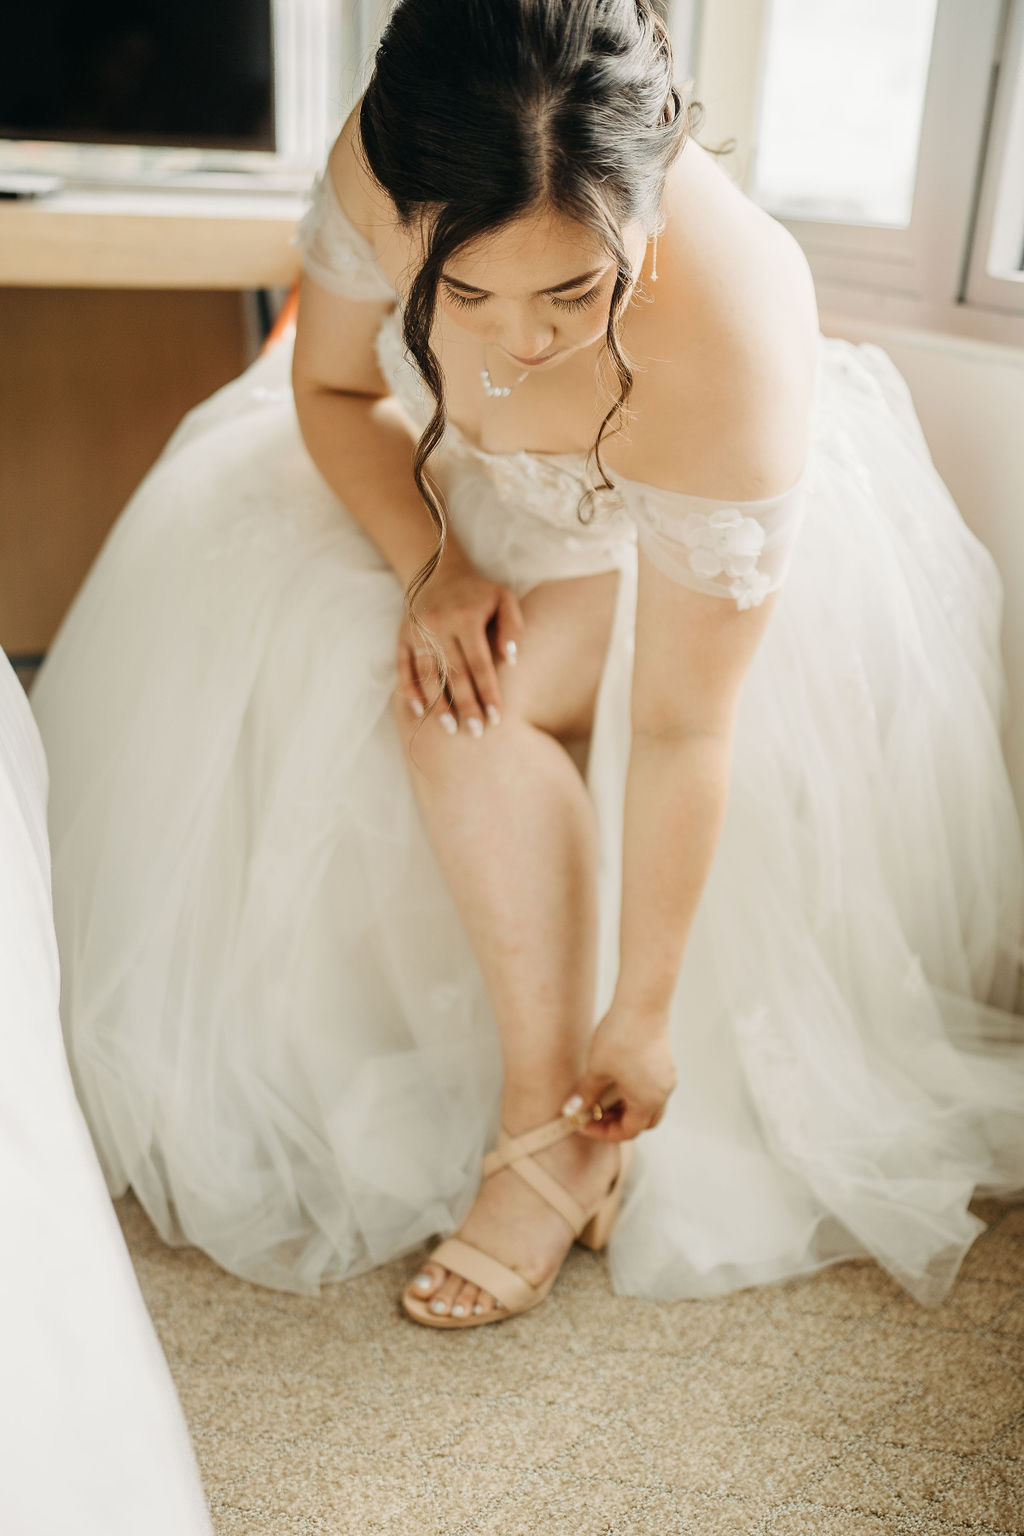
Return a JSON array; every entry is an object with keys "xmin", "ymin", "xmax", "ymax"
[{"xmin": 401, "ymin": 1112, "xmax": 635, "ymax": 1329}]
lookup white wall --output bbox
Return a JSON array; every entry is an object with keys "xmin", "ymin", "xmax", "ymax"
[{"xmin": 818, "ymin": 313, "xmax": 1024, "ymax": 825}]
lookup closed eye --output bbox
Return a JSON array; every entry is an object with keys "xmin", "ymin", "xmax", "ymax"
[
  {"xmin": 550, "ymin": 286, "xmax": 602, "ymax": 313},
  {"xmin": 441, "ymin": 282, "xmax": 602, "ymax": 313}
]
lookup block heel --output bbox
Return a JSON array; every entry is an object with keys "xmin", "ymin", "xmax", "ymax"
[{"xmin": 577, "ymin": 1139, "xmax": 635, "ymax": 1251}]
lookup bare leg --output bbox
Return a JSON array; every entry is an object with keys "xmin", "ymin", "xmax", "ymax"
[{"xmin": 395, "ymin": 572, "xmax": 622, "ymax": 1316}]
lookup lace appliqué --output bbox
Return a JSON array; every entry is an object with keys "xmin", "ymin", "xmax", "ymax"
[
  {"xmin": 671, "ymin": 506, "xmax": 771, "ymax": 610},
  {"xmin": 634, "ymin": 475, "xmax": 810, "ymax": 611},
  {"xmin": 292, "ymin": 169, "xmax": 396, "ymax": 303},
  {"xmin": 374, "ymin": 310, "xmax": 430, "ymax": 432},
  {"xmin": 373, "ymin": 309, "xmax": 633, "ymax": 542}
]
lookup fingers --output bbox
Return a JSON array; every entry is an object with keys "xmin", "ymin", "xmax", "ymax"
[
  {"xmin": 402, "ymin": 642, "xmax": 453, "ymax": 728},
  {"xmin": 398, "ymin": 644, "xmax": 428, "ymax": 718},
  {"xmin": 398, "ymin": 579, "xmax": 522, "ymax": 734},
  {"xmin": 561, "ymin": 1076, "xmax": 610, "ymax": 1125},
  {"xmin": 563, "ymin": 1080, "xmax": 645, "ymax": 1141},
  {"xmin": 582, "ymin": 1105, "xmax": 650, "ymax": 1141},
  {"xmin": 579, "ymin": 1111, "xmax": 648, "ymax": 1141},
  {"xmin": 572, "ymin": 1092, "xmax": 664, "ymax": 1142},
  {"xmin": 493, "ymin": 589, "xmax": 525, "ymax": 669},
  {"xmin": 458, "ymin": 631, "xmax": 504, "ymax": 729},
  {"xmin": 446, "ymin": 637, "xmax": 486, "ymax": 737},
  {"xmin": 402, "ymin": 635, "xmax": 503, "ymax": 738}
]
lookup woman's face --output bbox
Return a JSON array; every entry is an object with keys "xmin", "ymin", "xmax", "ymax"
[{"xmin": 432, "ymin": 203, "xmax": 648, "ymax": 372}]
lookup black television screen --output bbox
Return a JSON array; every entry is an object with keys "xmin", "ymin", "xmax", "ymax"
[{"xmin": 0, "ymin": 1, "xmax": 275, "ymax": 151}]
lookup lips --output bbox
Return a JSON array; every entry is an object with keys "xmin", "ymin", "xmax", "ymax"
[{"xmin": 509, "ymin": 351, "xmax": 556, "ymax": 366}]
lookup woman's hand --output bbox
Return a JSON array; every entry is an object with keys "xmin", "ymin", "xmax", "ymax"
[
  {"xmin": 396, "ymin": 548, "xmax": 525, "ymax": 733},
  {"xmin": 562, "ymin": 1004, "xmax": 677, "ymax": 1141}
]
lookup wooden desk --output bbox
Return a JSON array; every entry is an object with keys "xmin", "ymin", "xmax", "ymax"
[
  {"xmin": 0, "ymin": 183, "xmax": 305, "ymax": 289},
  {"xmin": 0, "ymin": 185, "xmax": 304, "ymax": 655}
]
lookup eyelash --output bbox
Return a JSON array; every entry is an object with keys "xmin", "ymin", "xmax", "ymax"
[{"xmin": 442, "ymin": 284, "xmax": 601, "ymax": 314}]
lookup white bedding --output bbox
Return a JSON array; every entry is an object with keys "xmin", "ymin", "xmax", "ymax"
[{"xmin": 0, "ymin": 649, "xmax": 212, "ymax": 1536}]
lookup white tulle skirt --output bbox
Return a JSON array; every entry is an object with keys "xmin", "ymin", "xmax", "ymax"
[{"xmin": 30, "ymin": 329, "xmax": 1024, "ymax": 1306}]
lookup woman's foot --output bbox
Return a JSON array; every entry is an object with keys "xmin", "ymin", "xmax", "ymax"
[{"xmin": 404, "ymin": 1124, "xmax": 621, "ymax": 1318}]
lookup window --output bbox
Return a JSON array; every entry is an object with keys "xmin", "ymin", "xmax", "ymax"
[
  {"xmin": 676, "ymin": 0, "xmax": 1024, "ymax": 348},
  {"xmin": 752, "ymin": 0, "xmax": 938, "ymax": 227}
]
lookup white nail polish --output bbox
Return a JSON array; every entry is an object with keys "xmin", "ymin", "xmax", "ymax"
[
  {"xmin": 410, "ymin": 698, "xmax": 424, "ymax": 717},
  {"xmin": 430, "ymin": 1298, "xmax": 448, "ymax": 1315},
  {"xmin": 413, "ymin": 1273, "xmax": 432, "ymax": 1291},
  {"xmin": 486, "ymin": 704, "xmax": 501, "ymax": 727},
  {"xmin": 451, "ymin": 1303, "xmax": 467, "ymax": 1317},
  {"xmin": 439, "ymin": 713, "xmax": 458, "ymax": 735},
  {"xmin": 504, "ymin": 640, "xmax": 517, "ymax": 666},
  {"xmin": 473, "ymin": 1303, "xmax": 484, "ymax": 1315},
  {"xmin": 466, "ymin": 716, "xmax": 483, "ymax": 738},
  {"xmin": 562, "ymin": 1094, "xmax": 584, "ymax": 1117}
]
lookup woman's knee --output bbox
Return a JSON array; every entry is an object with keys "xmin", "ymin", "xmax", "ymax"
[
  {"xmin": 389, "ymin": 566, "xmax": 618, "ymax": 750},
  {"xmin": 391, "ymin": 686, "xmax": 471, "ymax": 762}
]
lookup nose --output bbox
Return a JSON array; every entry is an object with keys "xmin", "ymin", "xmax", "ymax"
[{"xmin": 495, "ymin": 308, "xmax": 555, "ymax": 361}]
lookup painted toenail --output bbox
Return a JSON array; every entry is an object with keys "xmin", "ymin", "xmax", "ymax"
[
  {"xmin": 430, "ymin": 1298, "xmax": 448, "ymax": 1315},
  {"xmin": 413, "ymin": 1273, "xmax": 432, "ymax": 1290},
  {"xmin": 451, "ymin": 1304, "xmax": 467, "ymax": 1317},
  {"xmin": 473, "ymin": 1303, "xmax": 484, "ymax": 1314}
]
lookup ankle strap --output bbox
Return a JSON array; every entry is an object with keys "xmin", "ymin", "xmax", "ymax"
[
  {"xmin": 482, "ymin": 1113, "xmax": 591, "ymax": 1237},
  {"xmin": 482, "ymin": 1114, "xmax": 578, "ymax": 1178}
]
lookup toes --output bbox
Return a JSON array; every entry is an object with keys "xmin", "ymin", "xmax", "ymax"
[
  {"xmin": 426, "ymin": 1270, "xmax": 465, "ymax": 1318},
  {"xmin": 406, "ymin": 1265, "xmax": 504, "ymax": 1321},
  {"xmin": 407, "ymin": 1260, "xmax": 446, "ymax": 1301},
  {"xmin": 450, "ymin": 1281, "xmax": 478, "ymax": 1320}
]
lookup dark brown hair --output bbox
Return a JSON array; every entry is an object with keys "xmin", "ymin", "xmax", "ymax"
[{"xmin": 358, "ymin": 0, "xmax": 733, "ymax": 709}]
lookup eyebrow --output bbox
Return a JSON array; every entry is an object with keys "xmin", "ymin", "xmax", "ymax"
[{"xmin": 440, "ymin": 267, "xmax": 606, "ymax": 298}]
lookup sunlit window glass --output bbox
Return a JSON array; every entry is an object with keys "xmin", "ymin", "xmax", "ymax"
[{"xmin": 750, "ymin": 0, "xmax": 939, "ymax": 226}]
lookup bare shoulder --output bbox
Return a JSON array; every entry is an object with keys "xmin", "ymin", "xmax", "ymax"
[
  {"xmin": 324, "ymin": 100, "xmax": 411, "ymax": 278},
  {"xmin": 610, "ymin": 139, "xmax": 820, "ymax": 500},
  {"xmin": 323, "ymin": 100, "xmax": 386, "ymax": 238}
]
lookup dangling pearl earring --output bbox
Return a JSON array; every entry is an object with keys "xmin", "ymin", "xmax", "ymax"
[{"xmin": 650, "ymin": 225, "xmax": 659, "ymax": 283}]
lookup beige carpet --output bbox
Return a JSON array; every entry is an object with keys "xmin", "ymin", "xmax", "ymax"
[{"xmin": 118, "ymin": 1192, "xmax": 1024, "ymax": 1536}]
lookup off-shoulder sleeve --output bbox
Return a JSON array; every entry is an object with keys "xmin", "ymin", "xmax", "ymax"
[
  {"xmin": 291, "ymin": 166, "xmax": 396, "ymax": 303},
  {"xmin": 631, "ymin": 471, "xmax": 811, "ymax": 610}
]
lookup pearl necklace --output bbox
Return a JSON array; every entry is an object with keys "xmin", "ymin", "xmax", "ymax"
[{"xmin": 480, "ymin": 348, "xmax": 531, "ymax": 399}]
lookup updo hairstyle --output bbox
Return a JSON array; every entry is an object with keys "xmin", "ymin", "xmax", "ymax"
[{"xmin": 358, "ymin": 0, "xmax": 733, "ymax": 709}]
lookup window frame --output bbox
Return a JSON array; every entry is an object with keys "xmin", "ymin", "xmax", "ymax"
[
  {"xmin": 963, "ymin": 0, "xmax": 1024, "ymax": 318},
  {"xmin": 677, "ymin": 0, "xmax": 1024, "ymax": 350}
]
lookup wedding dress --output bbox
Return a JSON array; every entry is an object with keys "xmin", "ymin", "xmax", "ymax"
[
  {"xmin": 0, "ymin": 650, "xmax": 212, "ymax": 1536},
  {"xmin": 30, "ymin": 164, "xmax": 1024, "ymax": 1307}
]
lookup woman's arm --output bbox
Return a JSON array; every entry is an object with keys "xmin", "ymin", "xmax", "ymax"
[
  {"xmin": 565, "ymin": 559, "xmax": 782, "ymax": 1140},
  {"xmin": 565, "ymin": 325, "xmax": 817, "ymax": 1134},
  {"xmin": 613, "ymin": 725, "xmax": 734, "ymax": 1016},
  {"xmin": 292, "ymin": 269, "xmax": 473, "ymax": 589},
  {"xmin": 293, "ymin": 366, "xmax": 460, "ymax": 591},
  {"xmin": 290, "ymin": 122, "xmax": 475, "ymax": 587},
  {"xmin": 614, "ymin": 553, "xmax": 785, "ymax": 1012}
]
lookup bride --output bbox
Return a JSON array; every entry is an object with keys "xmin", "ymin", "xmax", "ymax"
[{"xmin": 30, "ymin": 0, "xmax": 1024, "ymax": 1329}]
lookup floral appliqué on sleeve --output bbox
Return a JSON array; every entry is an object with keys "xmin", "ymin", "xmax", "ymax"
[{"xmin": 675, "ymin": 507, "xmax": 772, "ymax": 609}]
